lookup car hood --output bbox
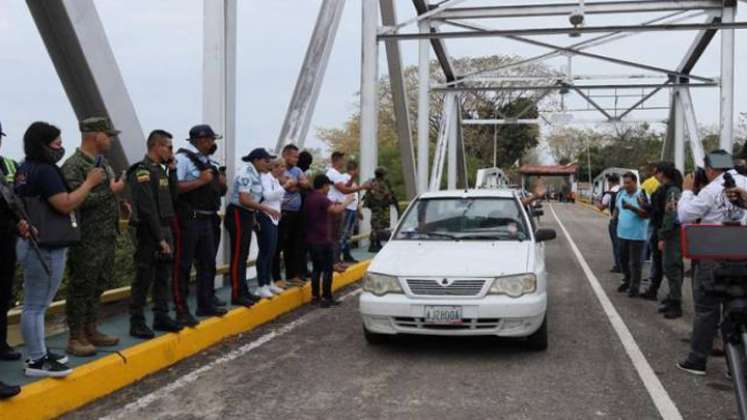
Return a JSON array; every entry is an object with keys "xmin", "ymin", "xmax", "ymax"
[{"xmin": 368, "ymin": 240, "xmax": 532, "ymax": 278}]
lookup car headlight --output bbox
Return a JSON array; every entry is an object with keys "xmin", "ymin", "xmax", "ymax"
[
  {"xmin": 488, "ymin": 274, "xmax": 537, "ymax": 298},
  {"xmin": 362, "ymin": 272, "xmax": 403, "ymax": 296}
]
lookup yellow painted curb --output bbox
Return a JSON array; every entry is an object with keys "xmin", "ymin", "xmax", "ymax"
[
  {"xmin": 576, "ymin": 200, "xmax": 608, "ymax": 216},
  {"xmin": 0, "ymin": 260, "xmax": 371, "ymax": 420}
]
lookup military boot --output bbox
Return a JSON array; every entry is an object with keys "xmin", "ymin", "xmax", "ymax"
[
  {"xmin": 85, "ymin": 323, "xmax": 120, "ymax": 347},
  {"xmin": 66, "ymin": 329, "xmax": 97, "ymax": 357}
]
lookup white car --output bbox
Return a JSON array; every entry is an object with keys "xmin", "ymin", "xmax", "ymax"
[{"xmin": 359, "ymin": 189, "xmax": 556, "ymax": 350}]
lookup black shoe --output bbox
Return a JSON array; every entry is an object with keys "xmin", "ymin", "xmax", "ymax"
[
  {"xmin": 640, "ymin": 288, "xmax": 658, "ymax": 301},
  {"xmin": 47, "ymin": 350, "xmax": 68, "ymax": 365},
  {"xmin": 211, "ymin": 296, "xmax": 227, "ymax": 307},
  {"xmin": 311, "ymin": 296, "xmax": 321, "ymax": 305},
  {"xmin": 677, "ymin": 359, "xmax": 706, "ymax": 376},
  {"xmin": 0, "ymin": 344, "xmax": 21, "ymax": 361},
  {"xmin": 627, "ymin": 288, "xmax": 640, "ymax": 298},
  {"xmin": 153, "ymin": 316, "xmax": 183, "ymax": 333},
  {"xmin": 0, "ymin": 381, "xmax": 20, "ymax": 399},
  {"xmin": 617, "ymin": 283, "xmax": 630, "ymax": 293},
  {"xmin": 320, "ymin": 298, "xmax": 341, "ymax": 308},
  {"xmin": 664, "ymin": 305, "xmax": 683, "ymax": 319},
  {"xmin": 343, "ymin": 253, "xmax": 359, "ymax": 263},
  {"xmin": 657, "ymin": 299, "xmax": 672, "ymax": 313},
  {"xmin": 24, "ymin": 356, "xmax": 72, "ymax": 378},
  {"xmin": 130, "ymin": 322, "xmax": 155, "ymax": 339},
  {"xmin": 231, "ymin": 296, "xmax": 256, "ymax": 308},
  {"xmin": 177, "ymin": 311, "xmax": 199, "ymax": 328},
  {"xmin": 196, "ymin": 306, "xmax": 228, "ymax": 317},
  {"xmin": 610, "ymin": 267, "xmax": 622, "ymax": 273}
]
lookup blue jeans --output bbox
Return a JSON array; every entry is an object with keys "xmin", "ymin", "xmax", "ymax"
[
  {"xmin": 256, "ymin": 213, "xmax": 278, "ymax": 287},
  {"xmin": 608, "ymin": 219, "xmax": 621, "ymax": 270},
  {"xmin": 340, "ymin": 209, "xmax": 357, "ymax": 257},
  {"xmin": 17, "ymin": 240, "xmax": 67, "ymax": 361}
]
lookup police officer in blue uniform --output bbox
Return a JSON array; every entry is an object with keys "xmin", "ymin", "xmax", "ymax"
[{"xmin": 172, "ymin": 125, "xmax": 227, "ymax": 325}]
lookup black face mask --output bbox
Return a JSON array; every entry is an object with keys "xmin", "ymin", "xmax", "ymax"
[
  {"xmin": 42, "ymin": 145, "xmax": 65, "ymax": 164},
  {"xmin": 208, "ymin": 144, "xmax": 218, "ymax": 155}
]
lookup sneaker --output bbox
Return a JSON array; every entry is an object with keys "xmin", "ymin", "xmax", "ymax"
[
  {"xmin": 627, "ymin": 288, "xmax": 640, "ymax": 298},
  {"xmin": 47, "ymin": 351, "xmax": 69, "ymax": 365},
  {"xmin": 130, "ymin": 322, "xmax": 155, "ymax": 339},
  {"xmin": 640, "ymin": 288, "xmax": 658, "ymax": 301},
  {"xmin": 153, "ymin": 316, "xmax": 183, "ymax": 333},
  {"xmin": 268, "ymin": 283, "xmax": 284, "ymax": 294},
  {"xmin": 257, "ymin": 286, "xmax": 274, "ymax": 299},
  {"xmin": 25, "ymin": 356, "xmax": 73, "ymax": 378},
  {"xmin": 196, "ymin": 306, "xmax": 228, "ymax": 317},
  {"xmin": 617, "ymin": 283, "xmax": 629, "ymax": 293},
  {"xmin": 677, "ymin": 359, "xmax": 706, "ymax": 376},
  {"xmin": 664, "ymin": 305, "xmax": 683, "ymax": 319},
  {"xmin": 0, "ymin": 344, "xmax": 21, "ymax": 361},
  {"xmin": 231, "ymin": 295, "xmax": 256, "ymax": 308}
]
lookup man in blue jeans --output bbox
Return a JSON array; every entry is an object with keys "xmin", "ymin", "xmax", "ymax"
[{"xmin": 615, "ymin": 172, "xmax": 649, "ymax": 297}]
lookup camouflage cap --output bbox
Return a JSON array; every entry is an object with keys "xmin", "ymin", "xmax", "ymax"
[
  {"xmin": 375, "ymin": 166, "xmax": 387, "ymax": 177},
  {"xmin": 79, "ymin": 117, "xmax": 121, "ymax": 136}
]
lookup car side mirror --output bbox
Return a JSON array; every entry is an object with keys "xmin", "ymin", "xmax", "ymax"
[
  {"xmin": 535, "ymin": 228, "xmax": 556, "ymax": 242},
  {"xmin": 533, "ymin": 210, "xmax": 544, "ymax": 217}
]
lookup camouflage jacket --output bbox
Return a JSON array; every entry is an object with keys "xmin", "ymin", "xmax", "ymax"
[
  {"xmin": 658, "ymin": 184, "xmax": 682, "ymax": 240},
  {"xmin": 363, "ymin": 178, "xmax": 394, "ymax": 209},
  {"xmin": 61, "ymin": 148, "xmax": 119, "ymax": 238}
]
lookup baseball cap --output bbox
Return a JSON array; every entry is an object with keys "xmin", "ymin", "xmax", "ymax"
[
  {"xmin": 188, "ymin": 124, "xmax": 222, "ymax": 141},
  {"xmin": 313, "ymin": 174, "xmax": 333, "ymax": 189},
  {"xmin": 241, "ymin": 148, "xmax": 276, "ymax": 162},
  {"xmin": 79, "ymin": 116, "xmax": 121, "ymax": 136},
  {"xmin": 705, "ymin": 150, "xmax": 735, "ymax": 170}
]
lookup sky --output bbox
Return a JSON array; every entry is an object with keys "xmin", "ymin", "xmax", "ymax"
[{"xmin": 0, "ymin": 0, "xmax": 746, "ymax": 165}]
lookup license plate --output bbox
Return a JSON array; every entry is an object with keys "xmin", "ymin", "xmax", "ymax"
[{"xmin": 424, "ymin": 306, "xmax": 463, "ymax": 324}]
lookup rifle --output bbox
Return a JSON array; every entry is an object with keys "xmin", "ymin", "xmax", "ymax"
[
  {"xmin": 0, "ymin": 177, "xmax": 51, "ymax": 275},
  {"xmin": 383, "ymin": 179, "xmax": 401, "ymax": 219}
]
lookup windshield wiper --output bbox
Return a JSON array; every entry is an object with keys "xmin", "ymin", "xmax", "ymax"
[{"xmin": 421, "ymin": 231, "xmax": 459, "ymax": 240}]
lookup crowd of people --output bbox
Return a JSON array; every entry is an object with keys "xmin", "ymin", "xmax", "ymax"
[
  {"xmin": 597, "ymin": 150, "xmax": 747, "ymax": 377},
  {"xmin": 0, "ymin": 118, "xmax": 397, "ymax": 397}
]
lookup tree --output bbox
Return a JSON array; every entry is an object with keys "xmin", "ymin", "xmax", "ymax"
[
  {"xmin": 316, "ymin": 55, "xmax": 556, "ymax": 196},
  {"xmin": 546, "ymin": 126, "xmax": 604, "ymax": 164}
]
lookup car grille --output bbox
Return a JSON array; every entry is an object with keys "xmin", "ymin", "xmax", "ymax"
[
  {"xmin": 393, "ymin": 317, "xmax": 501, "ymax": 330},
  {"xmin": 406, "ymin": 279, "xmax": 487, "ymax": 296}
]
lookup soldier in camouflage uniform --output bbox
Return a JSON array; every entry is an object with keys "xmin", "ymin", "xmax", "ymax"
[
  {"xmin": 363, "ymin": 167, "xmax": 399, "ymax": 253},
  {"xmin": 61, "ymin": 117, "xmax": 124, "ymax": 357},
  {"xmin": 127, "ymin": 130, "xmax": 182, "ymax": 338},
  {"xmin": 657, "ymin": 165, "xmax": 684, "ymax": 319}
]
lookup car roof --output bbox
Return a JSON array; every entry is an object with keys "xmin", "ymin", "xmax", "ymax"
[{"xmin": 418, "ymin": 189, "xmax": 517, "ymax": 199}]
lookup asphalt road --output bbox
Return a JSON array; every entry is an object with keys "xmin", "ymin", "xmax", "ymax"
[{"xmin": 68, "ymin": 203, "xmax": 737, "ymax": 420}]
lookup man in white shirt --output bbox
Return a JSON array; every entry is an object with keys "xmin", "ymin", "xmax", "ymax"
[
  {"xmin": 677, "ymin": 150, "xmax": 747, "ymax": 376},
  {"xmin": 325, "ymin": 152, "xmax": 369, "ymax": 268}
]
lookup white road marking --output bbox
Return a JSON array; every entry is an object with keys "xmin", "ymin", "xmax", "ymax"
[
  {"xmin": 100, "ymin": 288, "xmax": 363, "ymax": 420},
  {"xmin": 549, "ymin": 204, "xmax": 682, "ymax": 420}
]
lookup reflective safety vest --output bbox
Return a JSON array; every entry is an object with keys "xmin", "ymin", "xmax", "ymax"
[{"xmin": 0, "ymin": 157, "xmax": 16, "ymax": 183}]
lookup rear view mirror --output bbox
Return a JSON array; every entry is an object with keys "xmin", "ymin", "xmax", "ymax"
[{"xmin": 535, "ymin": 228, "xmax": 556, "ymax": 242}]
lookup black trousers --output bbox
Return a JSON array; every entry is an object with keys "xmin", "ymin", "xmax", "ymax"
[
  {"xmin": 620, "ymin": 238, "xmax": 645, "ymax": 291},
  {"xmin": 224, "ymin": 205, "xmax": 253, "ymax": 300},
  {"xmin": 647, "ymin": 230, "xmax": 664, "ymax": 290},
  {"xmin": 0, "ymin": 235, "xmax": 16, "ymax": 346},
  {"xmin": 273, "ymin": 210, "xmax": 305, "ymax": 280},
  {"xmin": 309, "ymin": 244, "xmax": 333, "ymax": 300},
  {"xmin": 173, "ymin": 215, "xmax": 216, "ymax": 312},
  {"xmin": 130, "ymin": 225, "xmax": 172, "ymax": 322}
]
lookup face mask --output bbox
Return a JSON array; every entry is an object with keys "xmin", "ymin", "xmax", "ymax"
[
  {"xmin": 43, "ymin": 145, "xmax": 65, "ymax": 164},
  {"xmin": 208, "ymin": 144, "xmax": 218, "ymax": 155}
]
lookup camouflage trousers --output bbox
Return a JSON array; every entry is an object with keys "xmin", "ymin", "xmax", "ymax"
[
  {"xmin": 65, "ymin": 235, "xmax": 116, "ymax": 330},
  {"xmin": 369, "ymin": 206, "xmax": 390, "ymax": 245}
]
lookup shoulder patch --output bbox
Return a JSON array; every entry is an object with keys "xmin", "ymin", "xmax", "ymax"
[{"xmin": 136, "ymin": 170, "xmax": 151, "ymax": 183}]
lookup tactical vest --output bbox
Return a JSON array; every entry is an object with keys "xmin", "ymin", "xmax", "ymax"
[
  {"xmin": 128, "ymin": 159, "xmax": 176, "ymax": 224},
  {"xmin": 176, "ymin": 148, "xmax": 222, "ymax": 213}
]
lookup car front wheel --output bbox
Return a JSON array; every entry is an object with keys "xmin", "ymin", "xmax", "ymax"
[
  {"xmin": 525, "ymin": 315, "xmax": 548, "ymax": 351},
  {"xmin": 363, "ymin": 325, "xmax": 388, "ymax": 345}
]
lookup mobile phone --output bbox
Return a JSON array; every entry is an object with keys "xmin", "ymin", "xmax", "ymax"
[{"xmin": 95, "ymin": 155, "xmax": 103, "ymax": 168}]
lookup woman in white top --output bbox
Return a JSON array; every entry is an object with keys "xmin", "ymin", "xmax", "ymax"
[{"xmin": 256, "ymin": 158, "xmax": 292, "ymax": 298}]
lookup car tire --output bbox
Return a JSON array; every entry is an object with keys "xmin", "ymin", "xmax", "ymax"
[
  {"xmin": 525, "ymin": 315, "xmax": 548, "ymax": 351},
  {"xmin": 363, "ymin": 325, "xmax": 388, "ymax": 345}
]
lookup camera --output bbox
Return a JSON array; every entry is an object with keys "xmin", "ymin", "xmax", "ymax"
[{"xmin": 569, "ymin": 8, "xmax": 585, "ymax": 27}]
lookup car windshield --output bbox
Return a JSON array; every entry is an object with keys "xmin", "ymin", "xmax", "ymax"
[{"xmin": 394, "ymin": 197, "xmax": 529, "ymax": 241}]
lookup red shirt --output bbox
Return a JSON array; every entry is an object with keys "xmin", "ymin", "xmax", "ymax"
[{"xmin": 304, "ymin": 190, "xmax": 333, "ymax": 245}]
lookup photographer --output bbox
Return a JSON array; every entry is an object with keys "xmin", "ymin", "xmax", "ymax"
[{"xmin": 677, "ymin": 150, "xmax": 747, "ymax": 376}]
